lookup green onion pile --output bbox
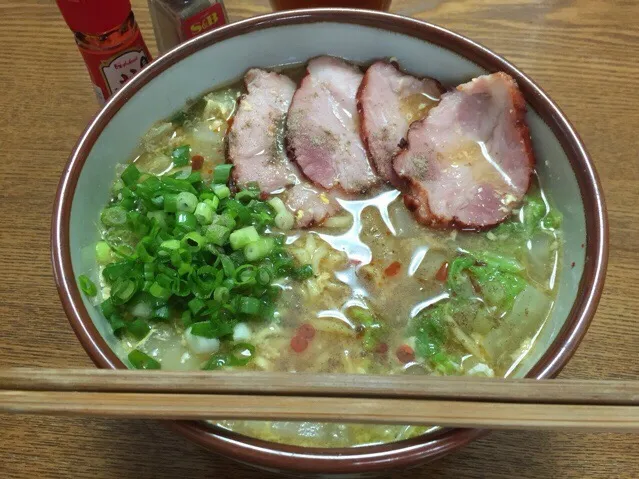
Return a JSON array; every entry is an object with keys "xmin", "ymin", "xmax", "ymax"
[{"xmin": 78, "ymin": 160, "xmax": 310, "ymax": 370}]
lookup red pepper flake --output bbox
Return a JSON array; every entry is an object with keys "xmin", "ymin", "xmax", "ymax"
[
  {"xmin": 191, "ymin": 155, "xmax": 204, "ymax": 171},
  {"xmin": 581, "ymin": 243, "xmax": 585, "ymax": 248},
  {"xmin": 376, "ymin": 342, "xmax": 389, "ymax": 354},
  {"xmin": 290, "ymin": 335, "xmax": 308, "ymax": 353},
  {"xmin": 348, "ymin": 259, "xmax": 362, "ymax": 267},
  {"xmin": 384, "ymin": 261, "xmax": 401, "ymax": 277},
  {"xmin": 297, "ymin": 323, "xmax": 316, "ymax": 341},
  {"xmin": 259, "ymin": 191, "xmax": 270, "ymax": 201},
  {"xmin": 571, "ymin": 262, "xmax": 576, "ymax": 268},
  {"xmin": 435, "ymin": 261, "xmax": 449, "ymax": 282},
  {"xmin": 396, "ymin": 345, "xmax": 415, "ymax": 364}
]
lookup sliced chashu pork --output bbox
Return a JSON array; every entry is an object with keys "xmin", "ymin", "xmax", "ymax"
[
  {"xmin": 228, "ymin": 68, "xmax": 298, "ymax": 192},
  {"xmin": 357, "ymin": 60, "xmax": 443, "ymax": 185},
  {"xmin": 228, "ymin": 68, "xmax": 339, "ymax": 227},
  {"xmin": 394, "ymin": 72, "xmax": 534, "ymax": 229},
  {"xmin": 287, "ymin": 56, "xmax": 379, "ymax": 193}
]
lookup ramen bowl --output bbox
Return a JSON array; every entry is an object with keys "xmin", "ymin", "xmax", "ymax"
[{"xmin": 52, "ymin": 9, "xmax": 607, "ymax": 476}]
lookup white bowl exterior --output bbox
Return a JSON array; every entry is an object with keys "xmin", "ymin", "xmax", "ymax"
[{"xmin": 69, "ymin": 22, "xmax": 586, "ymax": 375}]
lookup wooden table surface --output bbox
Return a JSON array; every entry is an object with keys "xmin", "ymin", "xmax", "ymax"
[{"xmin": 1, "ymin": 0, "xmax": 638, "ymax": 477}]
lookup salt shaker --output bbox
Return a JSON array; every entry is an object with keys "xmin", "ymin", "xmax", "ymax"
[{"xmin": 148, "ymin": 0, "xmax": 230, "ymax": 54}]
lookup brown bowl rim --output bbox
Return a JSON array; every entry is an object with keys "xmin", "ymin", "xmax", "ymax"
[{"xmin": 51, "ymin": 8, "xmax": 608, "ymax": 475}]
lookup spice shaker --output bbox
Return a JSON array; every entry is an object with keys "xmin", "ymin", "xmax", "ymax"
[
  {"xmin": 56, "ymin": 0, "xmax": 152, "ymax": 104},
  {"xmin": 148, "ymin": 0, "xmax": 230, "ymax": 54}
]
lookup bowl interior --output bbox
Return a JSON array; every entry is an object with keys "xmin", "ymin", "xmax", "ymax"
[{"xmin": 68, "ymin": 20, "xmax": 586, "ymax": 378}]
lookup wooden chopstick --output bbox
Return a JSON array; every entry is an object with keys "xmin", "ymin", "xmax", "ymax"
[
  {"xmin": 2, "ymin": 368, "xmax": 639, "ymax": 431},
  {"xmin": 2, "ymin": 368, "xmax": 638, "ymax": 404}
]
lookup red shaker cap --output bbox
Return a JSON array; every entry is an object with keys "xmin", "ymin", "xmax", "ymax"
[{"xmin": 56, "ymin": 0, "xmax": 132, "ymax": 35}]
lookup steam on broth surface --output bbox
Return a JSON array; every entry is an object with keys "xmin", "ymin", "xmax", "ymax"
[{"xmin": 84, "ymin": 62, "xmax": 562, "ymax": 448}]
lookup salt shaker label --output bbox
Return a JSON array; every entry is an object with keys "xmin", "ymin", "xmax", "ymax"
[{"xmin": 180, "ymin": 3, "xmax": 228, "ymax": 40}]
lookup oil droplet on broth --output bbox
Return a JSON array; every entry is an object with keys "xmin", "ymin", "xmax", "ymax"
[{"xmin": 315, "ymin": 189, "xmax": 400, "ymax": 302}]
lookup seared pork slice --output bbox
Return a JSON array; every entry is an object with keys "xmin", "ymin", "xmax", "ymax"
[
  {"xmin": 228, "ymin": 68, "xmax": 341, "ymax": 227},
  {"xmin": 394, "ymin": 72, "xmax": 534, "ymax": 229},
  {"xmin": 228, "ymin": 68, "xmax": 298, "ymax": 193},
  {"xmin": 287, "ymin": 56, "xmax": 379, "ymax": 193},
  {"xmin": 357, "ymin": 61, "xmax": 443, "ymax": 185}
]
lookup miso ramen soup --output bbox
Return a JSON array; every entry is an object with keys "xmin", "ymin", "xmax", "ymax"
[{"xmin": 79, "ymin": 59, "xmax": 563, "ymax": 448}]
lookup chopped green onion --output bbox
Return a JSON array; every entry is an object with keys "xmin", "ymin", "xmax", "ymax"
[
  {"xmin": 91, "ymin": 166, "xmax": 302, "ymax": 359},
  {"xmin": 267, "ymin": 197, "xmax": 287, "ymax": 215},
  {"xmin": 185, "ymin": 171, "xmax": 202, "ymax": 184},
  {"xmin": 235, "ymin": 189, "xmax": 259, "ymax": 204},
  {"xmin": 172, "ymin": 277, "xmax": 190, "ymax": 296},
  {"xmin": 213, "ymin": 286, "xmax": 230, "ymax": 303},
  {"xmin": 159, "ymin": 239, "xmax": 181, "ymax": 254},
  {"xmin": 274, "ymin": 211, "xmax": 295, "ymax": 230},
  {"xmin": 143, "ymin": 263, "xmax": 155, "ymax": 281},
  {"xmin": 108, "ymin": 314, "xmax": 126, "ymax": 335},
  {"xmin": 78, "ymin": 275, "xmax": 97, "ymax": 297},
  {"xmin": 161, "ymin": 176, "xmax": 196, "ymax": 194},
  {"xmin": 230, "ymin": 226, "xmax": 259, "ymax": 250},
  {"xmin": 212, "ymin": 184, "xmax": 230, "ymax": 199},
  {"xmin": 127, "ymin": 319, "xmax": 150, "ymax": 340},
  {"xmin": 194, "ymin": 202, "xmax": 214, "ymax": 225},
  {"xmin": 128, "ymin": 349, "xmax": 160, "ymax": 369},
  {"xmin": 147, "ymin": 210, "xmax": 168, "ymax": 229},
  {"xmin": 294, "ymin": 264, "xmax": 314, "ymax": 280},
  {"xmin": 110, "ymin": 279, "xmax": 137, "ymax": 304},
  {"xmin": 244, "ymin": 237, "xmax": 274, "ymax": 262},
  {"xmin": 163, "ymin": 193, "xmax": 178, "ymax": 213},
  {"xmin": 176, "ymin": 191, "xmax": 198, "ymax": 213},
  {"xmin": 229, "ymin": 342, "xmax": 255, "ymax": 366},
  {"xmin": 171, "ymin": 145, "xmax": 191, "ymax": 167},
  {"xmin": 181, "ymin": 310, "xmax": 193, "ymax": 329},
  {"xmin": 256, "ymin": 265, "xmax": 273, "ymax": 286},
  {"xmin": 153, "ymin": 305, "xmax": 170, "ymax": 320},
  {"xmin": 204, "ymin": 196, "xmax": 220, "ymax": 211},
  {"xmin": 213, "ymin": 164, "xmax": 233, "ymax": 184},
  {"xmin": 149, "ymin": 282, "xmax": 171, "ymax": 300},
  {"xmin": 220, "ymin": 255, "xmax": 235, "ymax": 278},
  {"xmin": 175, "ymin": 211, "xmax": 197, "ymax": 232},
  {"xmin": 120, "ymin": 164, "xmax": 141, "ymax": 186},
  {"xmin": 188, "ymin": 297, "xmax": 206, "ymax": 314},
  {"xmin": 95, "ymin": 241, "xmax": 113, "ymax": 265},
  {"xmin": 190, "ymin": 321, "xmax": 218, "ymax": 338},
  {"xmin": 171, "ymin": 248, "xmax": 192, "ymax": 268},
  {"xmin": 203, "ymin": 354, "xmax": 228, "ymax": 370},
  {"xmin": 136, "ymin": 241, "xmax": 154, "ymax": 263},
  {"xmin": 238, "ymin": 296, "xmax": 261, "ymax": 315},
  {"xmin": 101, "ymin": 206, "xmax": 127, "ymax": 226},
  {"xmin": 182, "ymin": 231, "xmax": 205, "ymax": 252},
  {"xmin": 205, "ymin": 224, "xmax": 230, "ymax": 246},
  {"xmin": 100, "ymin": 298, "xmax": 115, "ymax": 317},
  {"xmin": 235, "ymin": 264, "xmax": 256, "ymax": 286},
  {"xmin": 212, "ymin": 212, "xmax": 236, "ymax": 230}
]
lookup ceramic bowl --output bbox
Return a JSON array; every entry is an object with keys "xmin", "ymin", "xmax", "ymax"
[{"xmin": 51, "ymin": 9, "xmax": 608, "ymax": 476}]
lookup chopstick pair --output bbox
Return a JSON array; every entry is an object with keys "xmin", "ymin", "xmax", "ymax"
[{"xmin": 2, "ymin": 368, "xmax": 639, "ymax": 431}]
